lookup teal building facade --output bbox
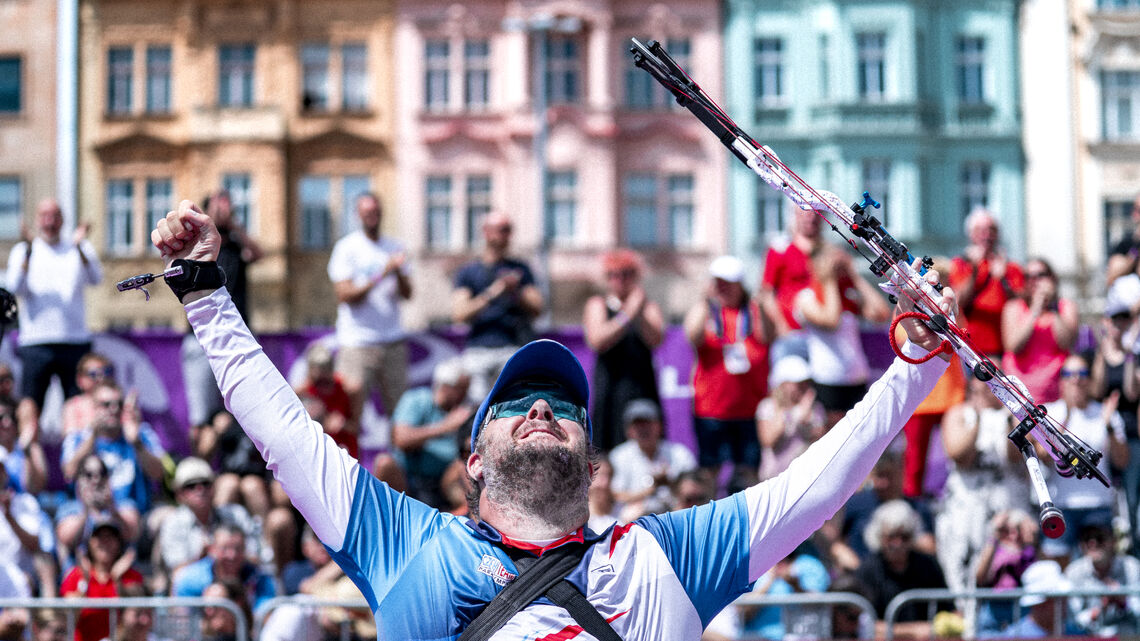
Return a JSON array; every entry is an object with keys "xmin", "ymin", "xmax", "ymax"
[{"xmin": 723, "ymin": 0, "xmax": 1025, "ymax": 271}]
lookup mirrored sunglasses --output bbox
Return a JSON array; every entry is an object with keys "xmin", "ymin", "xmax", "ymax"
[{"xmin": 486, "ymin": 381, "xmax": 586, "ymax": 426}]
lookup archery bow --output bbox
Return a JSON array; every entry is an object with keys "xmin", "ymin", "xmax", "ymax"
[{"xmin": 629, "ymin": 38, "xmax": 1106, "ymax": 538}]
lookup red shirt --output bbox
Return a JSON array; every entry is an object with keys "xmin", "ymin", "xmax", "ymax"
[
  {"xmin": 61, "ymin": 566, "xmax": 144, "ymax": 641},
  {"xmin": 763, "ymin": 240, "xmax": 813, "ymax": 331},
  {"xmin": 948, "ymin": 256, "xmax": 1024, "ymax": 355},
  {"xmin": 303, "ymin": 376, "xmax": 358, "ymax": 457},
  {"xmin": 763, "ymin": 240, "xmax": 861, "ymax": 330},
  {"xmin": 693, "ymin": 302, "xmax": 769, "ymax": 420}
]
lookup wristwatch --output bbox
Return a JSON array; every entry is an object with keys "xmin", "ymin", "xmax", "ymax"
[{"xmin": 164, "ymin": 259, "xmax": 227, "ymax": 303}]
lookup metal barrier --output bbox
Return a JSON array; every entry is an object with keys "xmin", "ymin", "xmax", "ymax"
[
  {"xmin": 253, "ymin": 596, "xmax": 370, "ymax": 641},
  {"xmin": 884, "ymin": 586, "xmax": 1140, "ymax": 641},
  {"xmin": 0, "ymin": 596, "xmax": 248, "ymax": 641},
  {"xmin": 683, "ymin": 591, "xmax": 879, "ymax": 640}
]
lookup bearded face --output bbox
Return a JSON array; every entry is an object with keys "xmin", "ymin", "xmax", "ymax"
[
  {"xmin": 470, "ymin": 395, "xmax": 593, "ymax": 527},
  {"xmin": 480, "ymin": 433, "xmax": 592, "ymax": 518}
]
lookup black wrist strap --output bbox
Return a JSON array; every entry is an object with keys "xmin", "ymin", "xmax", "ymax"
[{"xmin": 164, "ymin": 259, "xmax": 227, "ymax": 303}]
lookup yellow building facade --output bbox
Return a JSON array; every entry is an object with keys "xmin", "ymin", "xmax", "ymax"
[{"xmin": 78, "ymin": 0, "xmax": 395, "ymax": 331}]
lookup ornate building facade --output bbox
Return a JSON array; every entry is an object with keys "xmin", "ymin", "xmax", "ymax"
[{"xmin": 78, "ymin": 0, "xmax": 396, "ymax": 330}]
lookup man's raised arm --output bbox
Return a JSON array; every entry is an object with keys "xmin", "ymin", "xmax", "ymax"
[{"xmin": 152, "ymin": 201, "xmax": 359, "ymax": 550}]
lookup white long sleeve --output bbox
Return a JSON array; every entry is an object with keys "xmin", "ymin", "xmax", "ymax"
[
  {"xmin": 186, "ymin": 288, "xmax": 359, "ymax": 550},
  {"xmin": 744, "ymin": 341, "xmax": 948, "ymax": 579}
]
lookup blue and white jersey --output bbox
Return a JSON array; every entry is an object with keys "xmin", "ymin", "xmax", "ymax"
[{"xmin": 188, "ymin": 289, "xmax": 946, "ymax": 640}]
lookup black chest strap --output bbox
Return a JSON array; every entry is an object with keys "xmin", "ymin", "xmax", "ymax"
[{"xmin": 459, "ymin": 541, "xmax": 621, "ymax": 641}]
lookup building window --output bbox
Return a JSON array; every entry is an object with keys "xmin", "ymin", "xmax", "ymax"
[
  {"xmin": 0, "ymin": 178, "xmax": 20, "ymax": 239},
  {"xmin": 755, "ymin": 38, "xmax": 785, "ymax": 107},
  {"xmin": 956, "ymin": 37, "xmax": 985, "ymax": 105},
  {"xmin": 301, "ymin": 44, "xmax": 330, "ymax": 111},
  {"xmin": 545, "ymin": 36, "xmax": 580, "ymax": 105},
  {"xmin": 622, "ymin": 173, "xmax": 695, "ymax": 247},
  {"xmin": 819, "ymin": 34, "xmax": 830, "ymax": 99},
  {"xmin": 1103, "ymin": 70, "xmax": 1140, "ymax": 141},
  {"xmin": 1105, "ymin": 199, "xmax": 1136, "ymax": 251},
  {"xmin": 342, "ymin": 43, "xmax": 369, "ymax": 111},
  {"xmin": 222, "ymin": 173, "xmax": 253, "ymax": 230},
  {"xmin": 464, "ymin": 40, "xmax": 491, "ymax": 110},
  {"xmin": 426, "ymin": 176, "xmax": 452, "ymax": 249},
  {"xmin": 0, "ymin": 57, "xmax": 19, "ymax": 114},
  {"xmin": 145, "ymin": 46, "xmax": 172, "ymax": 113},
  {"xmin": 106, "ymin": 179, "xmax": 134, "ymax": 254},
  {"xmin": 668, "ymin": 174, "xmax": 694, "ymax": 247},
  {"xmin": 622, "ymin": 174, "xmax": 657, "ymax": 247},
  {"xmin": 862, "ymin": 159, "xmax": 891, "ymax": 226},
  {"xmin": 424, "ymin": 40, "xmax": 450, "ymax": 111},
  {"xmin": 108, "ymin": 47, "xmax": 134, "ymax": 115},
  {"xmin": 1098, "ymin": 0, "xmax": 1140, "ymax": 9},
  {"xmin": 624, "ymin": 47, "xmax": 655, "ymax": 108},
  {"xmin": 546, "ymin": 170, "xmax": 577, "ymax": 243},
  {"xmin": 856, "ymin": 32, "xmax": 886, "ymax": 101},
  {"xmin": 624, "ymin": 37, "xmax": 688, "ymax": 109},
  {"xmin": 299, "ymin": 176, "xmax": 331, "ymax": 249},
  {"xmin": 960, "ymin": 161, "xmax": 990, "ymax": 219},
  {"xmin": 341, "ymin": 175, "xmax": 371, "ymax": 236},
  {"xmin": 466, "ymin": 175, "xmax": 492, "ymax": 247},
  {"xmin": 145, "ymin": 178, "xmax": 172, "ymax": 252},
  {"xmin": 757, "ymin": 187, "xmax": 787, "ymax": 240},
  {"xmin": 219, "ymin": 44, "xmax": 255, "ymax": 107}
]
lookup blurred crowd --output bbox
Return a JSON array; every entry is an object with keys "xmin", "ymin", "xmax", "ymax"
[{"xmin": 1, "ymin": 191, "xmax": 1140, "ymax": 641}]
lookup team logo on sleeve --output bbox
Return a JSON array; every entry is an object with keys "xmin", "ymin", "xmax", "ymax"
[{"xmin": 477, "ymin": 554, "xmax": 517, "ymax": 587}]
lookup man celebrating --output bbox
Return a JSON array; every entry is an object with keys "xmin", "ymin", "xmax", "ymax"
[
  {"xmin": 152, "ymin": 200, "xmax": 954, "ymax": 640},
  {"xmin": 5, "ymin": 199, "xmax": 103, "ymax": 407},
  {"xmin": 328, "ymin": 192, "xmax": 412, "ymax": 421}
]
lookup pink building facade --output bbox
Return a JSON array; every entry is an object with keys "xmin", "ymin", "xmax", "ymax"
[{"xmin": 394, "ymin": 0, "xmax": 726, "ymax": 326}]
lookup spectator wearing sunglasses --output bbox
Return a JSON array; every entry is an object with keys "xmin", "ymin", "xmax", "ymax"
[
  {"xmin": 1041, "ymin": 353, "xmax": 1129, "ymax": 564},
  {"xmin": 55, "ymin": 454, "xmax": 138, "ymax": 569},
  {"xmin": 1092, "ymin": 291, "xmax": 1140, "ymax": 552},
  {"xmin": 1001, "ymin": 258, "xmax": 1079, "ymax": 404},
  {"xmin": 60, "ymin": 383, "xmax": 166, "ymax": 514},
  {"xmin": 582, "ymin": 249, "xmax": 664, "ymax": 452},
  {"xmin": 61, "ymin": 353, "xmax": 116, "ymax": 438},
  {"xmin": 154, "ymin": 457, "xmax": 258, "ymax": 593}
]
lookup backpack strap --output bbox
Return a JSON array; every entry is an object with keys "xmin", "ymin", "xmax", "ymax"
[{"xmin": 459, "ymin": 541, "xmax": 621, "ymax": 641}]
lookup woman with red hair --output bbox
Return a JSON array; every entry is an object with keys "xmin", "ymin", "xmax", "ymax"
[{"xmin": 583, "ymin": 249, "xmax": 665, "ymax": 451}]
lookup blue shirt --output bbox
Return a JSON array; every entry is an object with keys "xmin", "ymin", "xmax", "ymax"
[
  {"xmin": 172, "ymin": 556, "xmax": 277, "ymax": 613},
  {"xmin": 61, "ymin": 425, "xmax": 165, "ymax": 512},
  {"xmin": 392, "ymin": 386, "xmax": 458, "ymax": 479}
]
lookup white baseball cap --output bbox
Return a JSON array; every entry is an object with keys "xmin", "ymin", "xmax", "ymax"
[{"xmin": 709, "ymin": 255, "xmax": 745, "ymax": 283}]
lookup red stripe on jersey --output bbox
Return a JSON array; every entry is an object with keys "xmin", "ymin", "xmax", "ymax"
[
  {"xmin": 609, "ymin": 523, "xmax": 634, "ymax": 557},
  {"xmin": 533, "ymin": 611, "xmax": 629, "ymax": 641}
]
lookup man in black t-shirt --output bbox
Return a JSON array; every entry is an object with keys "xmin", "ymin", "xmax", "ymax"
[{"xmin": 451, "ymin": 212, "xmax": 544, "ymax": 401}]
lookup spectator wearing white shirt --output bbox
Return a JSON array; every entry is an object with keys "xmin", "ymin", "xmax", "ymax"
[
  {"xmin": 1042, "ymin": 353, "xmax": 1130, "ymax": 563},
  {"xmin": 609, "ymin": 399, "xmax": 696, "ymax": 515},
  {"xmin": 155, "ymin": 458, "xmax": 258, "ymax": 590},
  {"xmin": 327, "ymin": 192, "xmax": 412, "ymax": 422},
  {"xmin": 0, "ymin": 458, "xmax": 48, "ymax": 598},
  {"xmin": 1064, "ymin": 513, "xmax": 1140, "ymax": 636},
  {"xmin": 5, "ymin": 199, "xmax": 103, "ymax": 409}
]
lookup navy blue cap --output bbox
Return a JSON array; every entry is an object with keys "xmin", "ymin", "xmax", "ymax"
[{"xmin": 469, "ymin": 339, "xmax": 591, "ymax": 451}]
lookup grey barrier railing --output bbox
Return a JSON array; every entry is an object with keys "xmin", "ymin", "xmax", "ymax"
[
  {"xmin": 253, "ymin": 592, "xmax": 873, "ymax": 641},
  {"xmin": 253, "ymin": 596, "xmax": 370, "ymax": 641},
  {"xmin": 885, "ymin": 586, "xmax": 1140, "ymax": 641},
  {"xmin": 0, "ymin": 596, "xmax": 248, "ymax": 641}
]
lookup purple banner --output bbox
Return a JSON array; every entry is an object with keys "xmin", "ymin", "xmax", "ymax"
[{"xmin": 4, "ymin": 325, "xmax": 899, "ymax": 479}]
